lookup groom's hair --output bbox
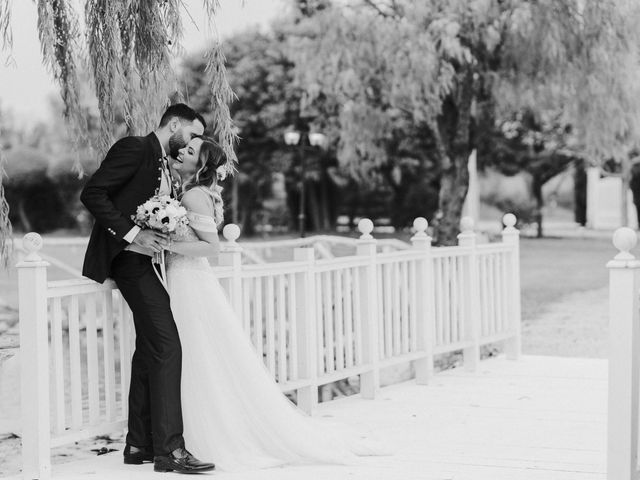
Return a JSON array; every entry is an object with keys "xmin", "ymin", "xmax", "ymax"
[{"xmin": 159, "ymin": 103, "xmax": 206, "ymax": 130}]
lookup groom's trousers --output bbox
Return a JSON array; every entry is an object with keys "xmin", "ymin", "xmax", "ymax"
[{"xmin": 110, "ymin": 251, "xmax": 185, "ymax": 456}]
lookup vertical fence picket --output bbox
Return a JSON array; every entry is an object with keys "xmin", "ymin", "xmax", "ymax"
[
  {"xmin": 118, "ymin": 294, "xmax": 129, "ymax": 418},
  {"xmin": 500, "ymin": 252, "xmax": 508, "ymax": 333},
  {"xmin": 277, "ymin": 275, "xmax": 287, "ymax": 383},
  {"xmin": 85, "ymin": 294, "xmax": 100, "ymax": 425},
  {"xmin": 435, "ymin": 258, "xmax": 443, "ymax": 346},
  {"xmin": 288, "ymin": 273, "xmax": 298, "ymax": 380},
  {"xmin": 315, "ymin": 271, "xmax": 324, "ymax": 375},
  {"xmin": 51, "ymin": 297, "xmax": 65, "ymax": 434},
  {"xmin": 243, "ymin": 279, "xmax": 251, "ymax": 334},
  {"xmin": 443, "ymin": 257, "xmax": 451, "ymax": 345},
  {"xmin": 68, "ymin": 295, "xmax": 82, "ymax": 429},
  {"xmin": 323, "ymin": 272, "xmax": 335, "ymax": 373},
  {"xmin": 409, "ymin": 260, "xmax": 418, "ymax": 353},
  {"xmin": 343, "ymin": 269, "xmax": 354, "ymax": 368},
  {"xmin": 265, "ymin": 276, "xmax": 276, "ymax": 376},
  {"xmin": 352, "ymin": 267, "xmax": 363, "ymax": 365},
  {"xmin": 383, "ymin": 264, "xmax": 392, "ymax": 358},
  {"xmin": 102, "ymin": 291, "xmax": 116, "ymax": 422},
  {"xmin": 253, "ymin": 277, "xmax": 263, "ymax": 359},
  {"xmin": 400, "ymin": 261, "xmax": 410, "ymax": 354},
  {"xmin": 377, "ymin": 264, "xmax": 385, "ymax": 357},
  {"xmin": 334, "ymin": 270, "xmax": 345, "ymax": 370},
  {"xmin": 392, "ymin": 261, "xmax": 401, "ymax": 356},
  {"xmin": 450, "ymin": 257, "xmax": 459, "ymax": 343}
]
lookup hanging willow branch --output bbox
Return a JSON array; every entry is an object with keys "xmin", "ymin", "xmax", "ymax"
[
  {"xmin": 205, "ymin": 43, "xmax": 238, "ymax": 174},
  {"xmin": 86, "ymin": 0, "xmax": 124, "ymax": 153},
  {"xmin": 0, "ymin": 0, "xmax": 12, "ymax": 63},
  {"xmin": 0, "ymin": 147, "xmax": 11, "ymax": 268},
  {"xmin": 36, "ymin": 0, "xmax": 89, "ymax": 176},
  {"xmin": 0, "ymin": 0, "xmax": 11, "ymax": 267},
  {"xmin": 130, "ymin": 0, "xmax": 181, "ymax": 134},
  {"xmin": 200, "ymin": 1, "xmax": 238, "ymax": 174}
]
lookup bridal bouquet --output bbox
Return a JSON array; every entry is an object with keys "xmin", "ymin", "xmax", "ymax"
[
  {"xmin": 131, "ymin": 194, "xmax": 189, "ymax": 289},
  {"xmin": 132, "ymin": 194, "xmax": 189, "ymax": 236}
]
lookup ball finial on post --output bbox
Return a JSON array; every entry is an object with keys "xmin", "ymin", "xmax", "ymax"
[
  {"xmin": 223, "ymin": 224, "xmax": 241, "ymax": 244},
  {"xmin": 503, "ymin": 213, "xmax": 517, "ymax": 229},
  {"xmin": 358, "ymin": 218, "xmax": 374, "ymax": 240},
  {"xmin": 23, "ymin": 233, "xmax": 44, "ymax": 262},
  {"xmin": 412, "ymin": 217, "xmax": 428, "ymax": 237},
  {"xmin": 612, "ymin": 227, "xmax": 638, "ymax": 260}
]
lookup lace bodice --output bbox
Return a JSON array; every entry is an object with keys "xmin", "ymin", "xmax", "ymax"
[{"xmin": 166, "ymin": 211, "xmax": 219, "ymax": 272}]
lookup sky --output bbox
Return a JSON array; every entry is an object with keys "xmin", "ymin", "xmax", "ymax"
[{"xmin": 0, "ymin": 0, "xmax": 285, "ymax": 124}]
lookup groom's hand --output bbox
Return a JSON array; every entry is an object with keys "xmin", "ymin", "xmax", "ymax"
[{"xmin": 132, "ymin": 230, "xmax": 170, "ymax": 252}]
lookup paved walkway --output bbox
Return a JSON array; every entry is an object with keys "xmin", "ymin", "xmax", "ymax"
[{"xmin": 6, "ymin": 355, "xmax": 606, "ymax": 480}]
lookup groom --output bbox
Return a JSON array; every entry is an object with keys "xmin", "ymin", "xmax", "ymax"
[{"xmin": 81, "ymin": 104, "xmax": 215, "ymax": 474}]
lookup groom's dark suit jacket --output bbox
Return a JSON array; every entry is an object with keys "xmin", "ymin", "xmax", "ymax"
[{"xmin": 81, "ymin": 133, "xmax": 165, "ymax": 283}]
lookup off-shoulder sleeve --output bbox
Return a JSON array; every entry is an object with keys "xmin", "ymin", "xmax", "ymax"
[{"xmin": 187, "ymin": 212, "xmax": 219, "ymax": 232}]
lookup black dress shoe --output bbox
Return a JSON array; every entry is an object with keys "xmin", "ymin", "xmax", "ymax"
[
  {"xmin": 124, "ymin": 444, "xmax": 154, "ymax": 464},
  {"xmin": 154, "ymin": 447, "xmax": 215, "ymax": 474}
]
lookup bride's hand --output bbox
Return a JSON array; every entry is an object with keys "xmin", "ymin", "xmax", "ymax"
[{"xmin": 132, "ymin": 229, "xmax": 170, "ymax": 252}]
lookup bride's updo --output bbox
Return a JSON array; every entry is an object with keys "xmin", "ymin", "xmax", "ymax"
[{"xmin": 182, "ymin": 136, "xmax": 228, "ymax": 225}]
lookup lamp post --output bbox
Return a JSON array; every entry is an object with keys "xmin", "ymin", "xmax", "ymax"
[{"xmin": 284, "ymin": 130, "xmax": 326, "ymax": 237}]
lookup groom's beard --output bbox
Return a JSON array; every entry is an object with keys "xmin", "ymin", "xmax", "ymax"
[{"xmin": 168, "ymin": 131, "xmax": 187, "ymax": 158}]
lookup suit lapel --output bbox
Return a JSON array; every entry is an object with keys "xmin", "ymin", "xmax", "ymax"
[{"xmin": 146, "ymin": 132, "xmax": 179, "ymax": 198}]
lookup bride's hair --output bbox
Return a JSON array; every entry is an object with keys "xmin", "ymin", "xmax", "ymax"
[{"xmin": 182, "ymin": 135, "xmax": 228, "ymax": 225}]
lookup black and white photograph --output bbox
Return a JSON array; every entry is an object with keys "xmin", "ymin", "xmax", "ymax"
[{"xmin": 0, "ymin": 1, "xmax": 639, "ymax": 479}]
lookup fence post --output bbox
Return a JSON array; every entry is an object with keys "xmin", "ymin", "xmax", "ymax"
[
  {"xmin": 501, "ymin": 213, "xmax": 521, "ymax": 360},
  {"xmin": 457, "ymin": 217, "xmax": 480, "ymax": 371},
  {"xmin": 356, "ymin": 219, "xmax": 380, "ymax": 399},
  {"xmin": 17, "ymin": 233, "xmax": 51, "ymax": 480},
  {"xmin": 219, "ymin": 224, "xmax": 243, "ymax": 320},
  {"xmin": 607, "ymin": 227, "xmax": 640, "ymax": 480},
  {"xmin": 293, "ymin": 247, "xmax": 318, "ymax": 414},
  {"xmin": 411, "ymin": 217, "xmax": 435, "ymax": 384}
]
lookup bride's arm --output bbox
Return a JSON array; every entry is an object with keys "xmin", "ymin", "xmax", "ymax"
[{"xmin": 165, "ymin": 189, "xmax": 220, "ymax": 258}]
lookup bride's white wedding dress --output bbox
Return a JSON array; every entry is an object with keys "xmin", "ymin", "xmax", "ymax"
[{"xmin": 166, "ymin": 206, "xmax": 383, "ymax": 472}]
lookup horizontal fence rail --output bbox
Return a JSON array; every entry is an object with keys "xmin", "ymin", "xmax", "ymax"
[{"xmin": 16, "ymin": 214, "xmax": 521, "ymax": 479}]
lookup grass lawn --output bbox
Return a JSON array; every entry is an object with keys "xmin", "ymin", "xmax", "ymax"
[{"xmin": 520, "ymin": 236, "xmax": 615, "ymax": 321}]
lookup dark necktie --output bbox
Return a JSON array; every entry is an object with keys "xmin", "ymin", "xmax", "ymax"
[{"xmin": 160, "ymin": 155, "xmax": 178, "ymax": 198}]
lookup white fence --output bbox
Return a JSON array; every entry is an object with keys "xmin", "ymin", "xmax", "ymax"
[{"xmin": 15, "ymin": 215, "xmax": 521, "ymax": 479}]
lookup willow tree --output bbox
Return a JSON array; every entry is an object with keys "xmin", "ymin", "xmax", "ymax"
[
  {"xmin": 0, "ymin": 0, "xmax": 238, "ymax": 264},
  {"xmin": 291, "ymin": 0, "xmax": 640, "ymax": 243}
]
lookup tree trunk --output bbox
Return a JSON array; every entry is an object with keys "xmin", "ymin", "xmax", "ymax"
[
  {"xmin": 573, "ymin": 159, "xmax": 587, "ymax": 226},
  {"xmin": 433, "ymin": 71, "xmax": 474, "ymax": 245},
  {"xmin": 17, "ymin": 198, "xmax": 32, "ymax": 232},
  {"xmin": 436, "ymin": 155, "xmax": 470, "ymax": 245},
  {"xmin": 320, "ymin": 173, "xmax": 331, "ymax": 230},
  {"xmin": 307, "ymin": 181, "xmax": 322, "ymax": 232},
  {"xmin": 532, "ymin": 175, "xmax": 544, "ymax": 238},
  {"xmin": 621, "ymin": 156, "xmax": 631, "ymax": 227}
]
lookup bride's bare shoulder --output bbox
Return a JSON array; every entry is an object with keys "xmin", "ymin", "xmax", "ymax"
[{"xmin": 181, "ymin": 188, "xmax": 214, "ymax": 217}]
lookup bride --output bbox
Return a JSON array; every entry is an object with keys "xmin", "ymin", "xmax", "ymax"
[{"xmin": 164, "ymin": 135, "xmax": 382, "ymax": 472}]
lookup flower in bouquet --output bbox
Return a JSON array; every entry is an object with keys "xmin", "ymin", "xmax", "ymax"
[{"xmin": 132, "ymin": 194, "xmax": 189, "ymax": 236}]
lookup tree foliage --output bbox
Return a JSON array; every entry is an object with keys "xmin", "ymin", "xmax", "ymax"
[
  {"xmin": 0, "ymin": 0, "xmax": 239, "ymax": 265},
  {"xmin": 290, "ymin": 0, "xmax": 640, "ymax": 243}
]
